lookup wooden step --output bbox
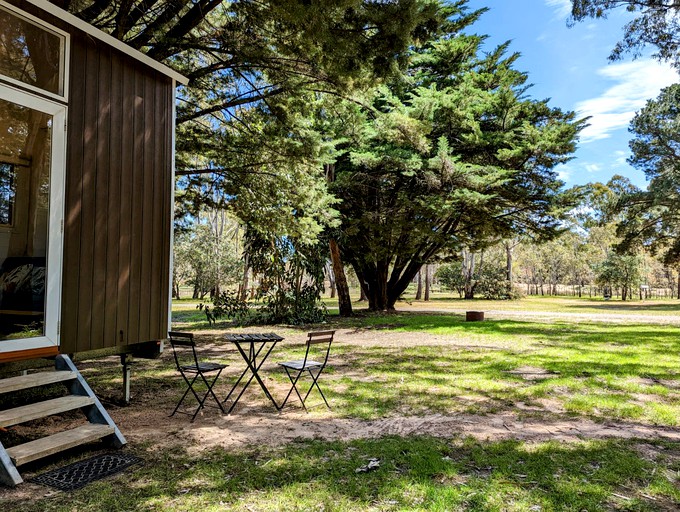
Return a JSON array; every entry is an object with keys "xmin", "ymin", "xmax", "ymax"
[
  {"xmin": 0, "ymin": 395, "xmax": 95, "ymax": 428},
  {"xmin": 6, "ymin": 424, "xmax": 115, "ymax": 467},
  {"xmin": 0, "ymin": 371, "xmax": 76, "ymax": 395}
]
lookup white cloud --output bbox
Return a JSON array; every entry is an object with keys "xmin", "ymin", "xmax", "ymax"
[
  {"xmin": 585, "ymin": 163, "xmax": 602, "ymax": 173},
  {"xmin": 545, "ymin": 0, "xmax": 571, "ymax": 18},
  {"xmin": 556, "ymin": 163, "xmax": 573, "ymax": 182},
  {"xmin": 575, "ymin": 59, "xmax": 678, "ymax": 143},
  {"xmin": 613, "ymin": 150, "xmax": 628, "ymax": 167}
]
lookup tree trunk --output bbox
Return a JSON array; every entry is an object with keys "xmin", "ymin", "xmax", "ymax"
[
  {"xmin": 677, "ymin": 274, "xmax": 680, "ymax": 300},
  {"xmin": 359, "ymin": 283, "xmax": 367, "ymax": 302},
  {"xmin": 238, "ymin": 255, "xmax": 250, "ymax": 301},
  {"xmin": 361, "ymin": 263, "xmax": 390, "ymax": 311},
  {"xmin": 355, "ymin": 258, "xmax": 424, "ymax": 311},
  {"xmin": 326, "ymin": 261, "xmax": 337, "ymax": 299},
  {"xmin": 330, "ymin": 239, "xmax": 352, "ymax": 317},
  {"xmin": 424, "ymin": 265, "xmax": 431, "ymax": 301},
  {"xmin": 505, "ymin": 242, "xmax": 513, "ymax": 283},
  {"xmin": 462, "ymin": 250, "xmax": 476, "ymax": 299},
  {"xmin": 325, "ymin": 162, "xmax": 353, "ymax": 316},
  {"xmin": 415, "ymin": 268, "xmax": 423, "ymax": 300}
]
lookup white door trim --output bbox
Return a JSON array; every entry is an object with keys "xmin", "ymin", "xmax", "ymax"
[{"xmin": 0, "ymin": 84, "xmax": 66, "ymax": 354}]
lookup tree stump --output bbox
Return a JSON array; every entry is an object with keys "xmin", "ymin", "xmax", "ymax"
[{"xmin": 466, "ymin": 311, "xmax": 484, "ymax": 322}]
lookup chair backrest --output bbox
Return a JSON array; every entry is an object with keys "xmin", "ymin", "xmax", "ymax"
[
  {"xmin": 303, "ymin": 330, "xmax": 335, "ymax": 367},
  {"xmin": 168, "ymin": 331, "xmax": 199, "ymax": 370}
]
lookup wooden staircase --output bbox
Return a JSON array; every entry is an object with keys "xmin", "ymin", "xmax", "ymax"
[{"xmin": 0, "ymin": 354, "xmax": 126, "ymax": 486}]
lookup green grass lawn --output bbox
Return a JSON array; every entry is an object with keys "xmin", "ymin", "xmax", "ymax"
[
  {"xmin": 323, "ymin": 293, "xmax": 680, "ymax": 316},
  {"xmin": 5, "ymin": 297, "xmax": 680, "ymax": 510},
  {"xmin": 256, "ymin": 313, "xmax": 680, "ymax": 425},
  {"xmin": 16, "ymin": 436, "xmax": 680, "ymax": 511}
]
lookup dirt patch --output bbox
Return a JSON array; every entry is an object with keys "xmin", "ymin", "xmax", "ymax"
[
  {"xmin": 112, "ymin": 407, "xmax": 680, "ymax": 458},
  {"xmin": 504, "ymin": 366, "xmax": 560, "ymax": 380}
]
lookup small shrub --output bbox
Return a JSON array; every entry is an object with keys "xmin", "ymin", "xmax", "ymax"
[
  {"xmin": 477, "ymin": 268, "xmax": 521, "ymax": 300},
  {"xmin": 257, "ymin": 284, "xmax": 327, "ymax": 325},
  {"xmin": 199, "ymin": 290, "xmax": 250, "ymax": 325}
]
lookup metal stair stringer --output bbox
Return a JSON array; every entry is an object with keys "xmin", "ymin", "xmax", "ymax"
[
  {"xmin": 54, "ymin": 355, "xmax": 126, "ymax": 449},
  {"xmin": 0, "ymin": 440, "xmax": 23, "ymax": 486}
]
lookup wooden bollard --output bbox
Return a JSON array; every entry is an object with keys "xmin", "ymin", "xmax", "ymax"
[{"xmin": 466, "ymin": 311, "xmax": 484, "ymax": 322}]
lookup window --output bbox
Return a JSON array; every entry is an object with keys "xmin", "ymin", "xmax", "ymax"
[
  {"xmin": 0, "ymin": 162, "xmax": 14, "ymax": 225},
  {"xmin": 0, "ymin": 4, "xmax": 66, "ymax": 97}
]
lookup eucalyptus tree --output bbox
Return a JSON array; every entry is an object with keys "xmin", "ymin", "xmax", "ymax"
[
  {"xmin": 330, "ymin": 7, "xmax": 584, "ymax": 310},
  {"xmin": 569, "ymin": 0, "xmax": 680, "ymax": 69},
  {"xmin": 596, "ymin": 253, "xmax": 643, "ymax": 300},
  {"xmin": 617, "ymin": 85, "xmax": 680, "ymax": 269},
  {"xmin": 173, "ymin": 209, "xmax": 242, "ymax": 299}
]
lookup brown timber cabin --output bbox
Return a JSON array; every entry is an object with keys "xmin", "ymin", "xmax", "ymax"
[{"xmin": 0, "ymin": 0, "xmax": 187, "ymax": 485}]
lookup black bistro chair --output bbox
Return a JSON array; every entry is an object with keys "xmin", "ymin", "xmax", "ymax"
[
  {"xmin": 168, "ymin": 331, "xmax": 228, "ymax": 421},
  {"xmin": 278, "ymin": 330, "xmax": 335, "ymax": 411}
]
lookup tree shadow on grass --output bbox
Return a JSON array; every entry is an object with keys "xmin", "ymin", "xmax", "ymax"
[
  {"xmin": 329, "ymin": 334, "xmax": 680, "ymax": 420},
  {"xmin": 10, "ymin": 436, "xmax": 679, "ymax": 511},
  {"xmin": 565, "ymin": 301, "xmax": 680, "ymax": 313}
]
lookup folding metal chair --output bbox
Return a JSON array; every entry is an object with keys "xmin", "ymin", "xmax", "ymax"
[
  {"xmin": 278, "ymin": 330, "xmax": 335, "ymax": 411},
  {"xmin": 168, "ymin": 331, "xmax": 228, "ymax": 421}
]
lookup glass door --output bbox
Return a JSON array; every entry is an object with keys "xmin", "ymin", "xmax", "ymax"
[{"xmin": 0, "ymin": 86, "xmax": 65, "ymax": 351}]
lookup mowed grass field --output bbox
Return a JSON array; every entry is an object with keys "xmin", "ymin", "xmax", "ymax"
[{"xmin": 5, "ymin": 296, "xmax": 680, "ymax": 511}]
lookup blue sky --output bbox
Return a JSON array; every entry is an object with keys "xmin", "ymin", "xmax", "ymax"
[{"xmin": 465, "ymin": 0, "xmax": 678, "ymax": 189}]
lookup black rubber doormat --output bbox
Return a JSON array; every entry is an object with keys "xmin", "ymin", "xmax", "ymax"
[{"xmin": 30, "ymin": 452, "xmax": 143, "ymax": 491}]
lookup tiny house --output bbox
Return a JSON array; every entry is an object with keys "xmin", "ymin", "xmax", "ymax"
[
  {"xmin": 0, "ymin": 0, "xmax": 186, "ymax": 361},
  {"xmin": 0, "ymin": 0, "xmax": 187, "ymax": 485}
]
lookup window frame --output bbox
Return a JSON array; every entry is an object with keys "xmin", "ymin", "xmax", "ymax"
[
  {"xmin": 0, "ymin": 161, "xmax": 16, "ymax": 227},
  {"xmin": 0, "ymin": 0, "xmax": 69, "ymax": 102}
]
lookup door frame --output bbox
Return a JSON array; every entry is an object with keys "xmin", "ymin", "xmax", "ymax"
[{"xmin": 0, "ymin": 84, "xmax": 66, "ymax": 354}]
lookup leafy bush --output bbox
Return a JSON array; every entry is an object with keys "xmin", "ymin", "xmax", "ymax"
[
  {"xmin": 437, "ymin": 261, "xmax": 521, "ymax": 300},
  {"xmin": 257, "ymin": 284, "xmax": 327, "ymax": 325},
  {"xmin": 436, "ymin": 262, "xmax": 466, "ymax": 297},
  {"xmin": 199, "ymin": 229, "xmax": 328, "ymax": 326},
  {"xmin": 198, "ymin": 289, "xmax": 250, "ymax": 325},
  {"xmin": 476, "ymin": 267, "xmax": 520, "ymax": 300}
]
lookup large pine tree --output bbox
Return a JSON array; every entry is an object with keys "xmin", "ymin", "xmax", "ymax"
[{"xmin": 331, "ymin": 6, "xmax": 585, "ymax": 310}]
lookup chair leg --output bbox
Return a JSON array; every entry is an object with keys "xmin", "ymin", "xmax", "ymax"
[
  {"xmin": 171, "ymin": 373, "xmax": 201, "ymax": 417},
  {"xmin": 301, "ymin": 368, "xmax": 330, "ymax": 409},
  {"xmin": 280, "ymin": 368, "xmax": 307, "ymax": 411},
  {"xmin": 172, "ymin": 371, "xmax": 226, "ymax": 421},
  {"xmin": 193, "ymin": 370, "xmax": 226, "ymax": 421}
]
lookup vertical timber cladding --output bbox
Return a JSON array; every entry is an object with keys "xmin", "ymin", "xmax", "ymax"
[{"xmin": 61, "ymin": 31, "xmax": 173, "ymax": 354}]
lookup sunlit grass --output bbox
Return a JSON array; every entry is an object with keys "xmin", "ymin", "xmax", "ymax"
[
  {"xmin": 166, "ymin": 305, "xmax": 680, "ymax": 425},
  {"xmin": 9, "ymin": 436, "xmax": 680, "ymax": 511},
  {"xmin": 321, "ymin": 293, "xmax": 680, "ymax": 316},
  {"xmin": 243, "ymin": 313, "xmax": 680, "ymax": 425}
]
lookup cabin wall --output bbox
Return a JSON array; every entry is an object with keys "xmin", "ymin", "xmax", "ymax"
[
  {"xmin": 60, "ymin": 33, "xmax": 173, "ymax": 354},
  {"xmin": 7, "ymin": 0, "xmax": 174, "ymax": 355}
]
